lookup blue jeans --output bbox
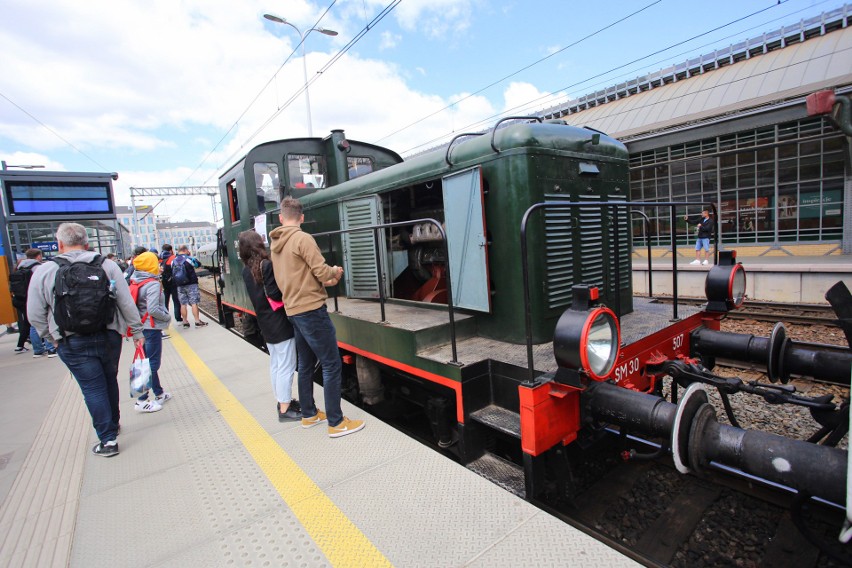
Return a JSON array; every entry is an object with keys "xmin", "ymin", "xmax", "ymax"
[
  {"xmin": 138, "ymin": 329, "xmax": 163, "ymax": 400},
  {"xmin": 695, "ymin": 237, "xmax": 710, "ymax": 252},
  {"xmin": 289, "ymin": 305, "xmax": 343, "ymax": 427},
  {"xmin": 30, "ymin": 325, "xmax": 55, "ymax": 355},
  {"xmin": 56, "ymin": 331, "xmax": 122, "ymax": 443}
]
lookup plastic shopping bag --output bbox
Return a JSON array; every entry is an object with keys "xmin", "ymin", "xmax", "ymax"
[{"xmin": 129, "ymin": 345, "xmax": 152, "ymax": 397}]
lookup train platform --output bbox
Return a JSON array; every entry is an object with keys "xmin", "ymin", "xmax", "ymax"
[
  {"xmin": 632, "ymin": 252, "xmax": 852, "ymax": 304},
  {"xmin": 0, "ymin": 322, "xmax": 636, "ymax": 567}
]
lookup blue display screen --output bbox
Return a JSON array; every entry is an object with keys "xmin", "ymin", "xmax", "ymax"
[{"xmin": 5, "ymin": 181, "xmax": 114, "ymax": 216}]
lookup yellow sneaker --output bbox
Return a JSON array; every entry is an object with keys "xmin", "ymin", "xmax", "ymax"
[
  {"xmin": 301, "ymin": 410, "xmax": 327, "ymax": 429},
  {"xmin": 328, "ymin": 417, "xmax": 365, "ymax": 438}
]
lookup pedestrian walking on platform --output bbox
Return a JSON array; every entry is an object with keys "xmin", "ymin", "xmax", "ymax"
[
  {"xmin": 173, "ymin": 245, "xmax": 207, "ymax": 328},
  {"xmin": 130, "ymin": 252, "xmax": 173, "ymax": 413},
  {"xmin": 28, "ymin": 223, "xmax": 144, "ymax": 457},
  {"xmin": 269, "ymin": 197, "xmax": 365, "ymax": 438},
  {"xmin": 10, "ymin": 249, "xmax": 57, "ymax": 358},
  {"xmin": 10, "ymin": 249, "xmax": 57, "ymax": 357},
  {"xmin": 238, "ymin": 230, "xmax": 301, "ymax": 422},
  {"xmin": 159, "ymin": 244, "xmax": 182, "ymax": 323}
]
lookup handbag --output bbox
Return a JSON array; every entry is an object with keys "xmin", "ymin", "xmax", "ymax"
[
  {"xmin": 129, "ymin": 345, "xmax": 153, "ymax": 397},
  {"xmin": 267, "ymin": 296, "xmax": 285, "ymax": 311}
]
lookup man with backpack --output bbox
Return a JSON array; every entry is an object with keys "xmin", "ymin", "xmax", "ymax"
[
  {"xmin": 27, "ymin": 223, "xmax": 144, "ymax": 458},
  {"xmin": 172, "ymin": 244, "xmax": 207, "ymax": 328},
  {"xmin": 10, "ymin": 248, "xmax": 56, "ymax": 357}
]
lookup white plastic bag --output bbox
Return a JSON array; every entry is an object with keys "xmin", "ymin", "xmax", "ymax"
[{"xmin": 129, "ymin": 345, "xmax": 152, "ymax": 397}]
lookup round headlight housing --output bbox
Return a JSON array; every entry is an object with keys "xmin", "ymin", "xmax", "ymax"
[
  {"xmin": 705, "ymin": 251, "xmax": 747, "ymax": 312},
  {"xmin": 554, "ymin": 296, "xmax": 621, "ymax": 382}
]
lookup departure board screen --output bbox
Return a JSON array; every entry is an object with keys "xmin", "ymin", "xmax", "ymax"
[{"xmin": 4, "ymin": 181, "xmax": 113, "ymax": 216}]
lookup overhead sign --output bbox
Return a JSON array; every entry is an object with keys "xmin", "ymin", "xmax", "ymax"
[{"xmin": 31, "ymin": 241, "xmax": 59, "ymax": 252}]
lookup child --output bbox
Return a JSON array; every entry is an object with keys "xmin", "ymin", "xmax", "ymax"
[{"xmin": 130, "ymin": 252, "xmax": 173, "ymax": 412}]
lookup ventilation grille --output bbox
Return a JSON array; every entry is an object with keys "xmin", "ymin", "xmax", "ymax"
[
  {"xmin": 340, "ymin": 198, "xmax": 383, "ymax": 298},
  {"xmin": 544, "ymin": 202, "xmax": 574, "ymax": 309}
]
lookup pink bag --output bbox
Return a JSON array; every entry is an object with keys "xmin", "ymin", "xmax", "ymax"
[{"xmin": 267, "ymin": 296, "xmax": 285, "ymax": 311}]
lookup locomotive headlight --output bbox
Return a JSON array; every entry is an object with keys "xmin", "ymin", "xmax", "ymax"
[
  {"xmin": 705, "ymin": 251, "xmax": 747, "ymax": 312},
  {"xmin": 554, "ymin": 286, "xmax": 621, "ymax": 382}
]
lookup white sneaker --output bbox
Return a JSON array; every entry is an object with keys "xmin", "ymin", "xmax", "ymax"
[
  {"xmin": 702, "ymin": 260, "xmax": 709, "ymax": 265},
  {"xmin": 689, "ymin": 259, "xmax": 701, "ymax": 265},
  {"xmin": 135, "ymin": 399, "xmax": 163, "ymax": 413},
  {"xmin": 155, "ymin": 392, "xmax": 172, "ymax": 404}
]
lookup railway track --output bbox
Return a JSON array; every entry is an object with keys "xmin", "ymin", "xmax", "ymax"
[
  {"xmin": 652, "ymin": 297, "xmax": 840, "ymax": 326},
  {"xmin": 551, "ymin": 436, "xmax": 850, "ymax": 567}
]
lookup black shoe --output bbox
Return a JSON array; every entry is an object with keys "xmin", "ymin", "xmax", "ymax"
[
  {"xmin": 290, "ymin": 398, "xmax": 301, "ymax": 412},
  {"xmin": 92, "ymin": 441, "xmax": 119, "ymax": 457},
  {"xmin": 278, "ymin": 406, "xmax": 302, "ymax": 422}
]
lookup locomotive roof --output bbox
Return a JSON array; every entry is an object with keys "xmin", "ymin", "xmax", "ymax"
[{"xmin": 302, "ymin": 121, "xmax": 628, "ymax": 207}]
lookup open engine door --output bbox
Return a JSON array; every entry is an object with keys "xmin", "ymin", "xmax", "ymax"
[
  {"xmin": 442, "ymin": 167, "xmax": 491, "ymax": 312},
  {"xmin": 339, "ymin": 196, "xmax": 387, "ymax": 299}
]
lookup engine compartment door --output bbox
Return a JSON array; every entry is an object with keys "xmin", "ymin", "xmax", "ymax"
[
  {"xmin": 442, "ymin": 167, "xmax": 491, "ymax": 312},
  {"xmin": 339, "ymin": 195, "xmax": 388, "ymax": 299}
]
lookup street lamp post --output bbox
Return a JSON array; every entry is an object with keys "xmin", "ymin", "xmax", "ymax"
[{"xmin": 263, "ymin": 13, "xmax": 338, "ymax": 137}]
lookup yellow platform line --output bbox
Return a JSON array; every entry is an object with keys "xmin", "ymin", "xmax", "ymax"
[{"xmin": 169, "ymin": 330, "xmax": 393, "ymax": 568}]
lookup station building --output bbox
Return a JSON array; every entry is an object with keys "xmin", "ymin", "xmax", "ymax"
[
  {"xmin": 542, "ymin": 4, "xmax": 852, "ymax": 257},
  {"xmin": 115, "ymin": 207, "xmax": 217, "ymax": 255}
]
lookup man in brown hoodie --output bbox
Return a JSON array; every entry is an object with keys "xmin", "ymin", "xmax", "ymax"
[{"xmin": 268, "ymin": 197, "xmax": 365, "ymax": 438}]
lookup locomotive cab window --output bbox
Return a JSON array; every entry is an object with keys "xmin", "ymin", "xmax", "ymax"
[
  {"xmin": 347, "ymin": 156, "xmax": 375, "ymax": 180},
  {"xmin": 253, "ymin": 162, "xmax": 280, "ymax": 213},
  {"xmin": 287, "ymin": 154, "xmax": 327, "ymax": 197}
]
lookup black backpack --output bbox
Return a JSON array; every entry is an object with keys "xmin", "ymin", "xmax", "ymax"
[
  {"xmin": 9, "ymin": 265, "xmax": 34, "ymax": 308},
  {"xmin": 161, "ymin": 258, "xmax": 173, "ymax": 286},
  {"xmin": 171, "ymin": 256, "xmax": 192, "ymax": 286},
  {"xmin": 53, "ymin": 255, "xmax": 116, "ymax": 336}
]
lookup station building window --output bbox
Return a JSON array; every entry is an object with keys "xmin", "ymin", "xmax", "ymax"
[{"xmin": 629, "ymin": 116, "xmax": 845, "ymax": 248}]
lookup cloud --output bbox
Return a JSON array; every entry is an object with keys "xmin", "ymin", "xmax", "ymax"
[{"xmin": 379, "ymin": 31, "xmax": 401, "ymax": 50}]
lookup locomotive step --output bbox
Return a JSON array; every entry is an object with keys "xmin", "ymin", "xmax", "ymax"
[
  {"xmin": 469, "ymin": 405, "xmax": 521, "ymax": 438},
  {"xmin": 466, "ymin": 452, "xmax": 526, "ymax": 498}
]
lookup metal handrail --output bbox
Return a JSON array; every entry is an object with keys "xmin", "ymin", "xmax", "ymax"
[
  {"xmin": 520, "ymin": 200, "xmax": 717, "ymax": 383},
  {"xmin": 490, "ymin": 116, "xmax": 542, "ymax": 152},
  {"xmin": 312, "ymin": 217, "xmax": 460, "ymax": 364},
  {"xmin": 630, "ymin": 210, "xmax": 654, "ymax": 298}
]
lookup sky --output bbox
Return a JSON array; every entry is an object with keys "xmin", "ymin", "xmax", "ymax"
[{"xmin": 0, "ymin": 0, "xmax": 842, "ymax": 224}]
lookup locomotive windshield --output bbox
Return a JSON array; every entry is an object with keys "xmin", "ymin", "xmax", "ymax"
[{"xmin": 287, "ymin": 154, "xmax": 327, "ymax": 190}]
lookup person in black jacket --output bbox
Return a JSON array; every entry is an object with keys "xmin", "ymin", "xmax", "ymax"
[
  {"xmin": 685, "ymin": 209, "xmax": 715, "ymax": 265},
  {"xmin": 238, "ymin": 230, "xmax": 301, "ymax": 421}
]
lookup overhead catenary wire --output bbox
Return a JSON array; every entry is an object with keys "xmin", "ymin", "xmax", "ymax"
[
  {"xmin": 395, "ymin": 0, "xmax": 798, "ymax": 156},
  {"xmin": 373, "ymin": 0, "xmax": 663, "ymax": 146},
  {"xmin": 0, "ymin": 91, "xmax": 110, "ymax": 172}
]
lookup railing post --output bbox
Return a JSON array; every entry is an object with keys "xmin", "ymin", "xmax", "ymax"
[
  {"xmin": 327, "ymin": 234, "xmax": 339, "ymax": 312},
  {"xmin": 373, "ymin": 228, "xmax": 387, "ymax": 323},
  {"xmin": 671, "ymin": 205, "xmax": 679, "ymax": 321}
]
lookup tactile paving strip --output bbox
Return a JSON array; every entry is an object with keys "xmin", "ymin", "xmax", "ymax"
[
  {"xmin": 0, "ymin": 375, "xmax": 88, "ymax": 568},
  {"xmin": 70, "ymin": 333, "xmax": 331, "ymax": 567}
]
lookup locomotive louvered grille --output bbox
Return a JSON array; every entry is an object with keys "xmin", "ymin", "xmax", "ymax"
[
  {"xmin": 544, "ymin": 205, "xmax": 574, "ymax": 309},
  {"xmin": 606, "ymin": 197, "xmax": 631, "ymax": 293},
  {"xmin": 578, "ymin": 194, "xmax": 605, "ymax": 290},
  {"xmin": 340, "ymin": 197, "xmax": 385, "ymax": 298}
]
